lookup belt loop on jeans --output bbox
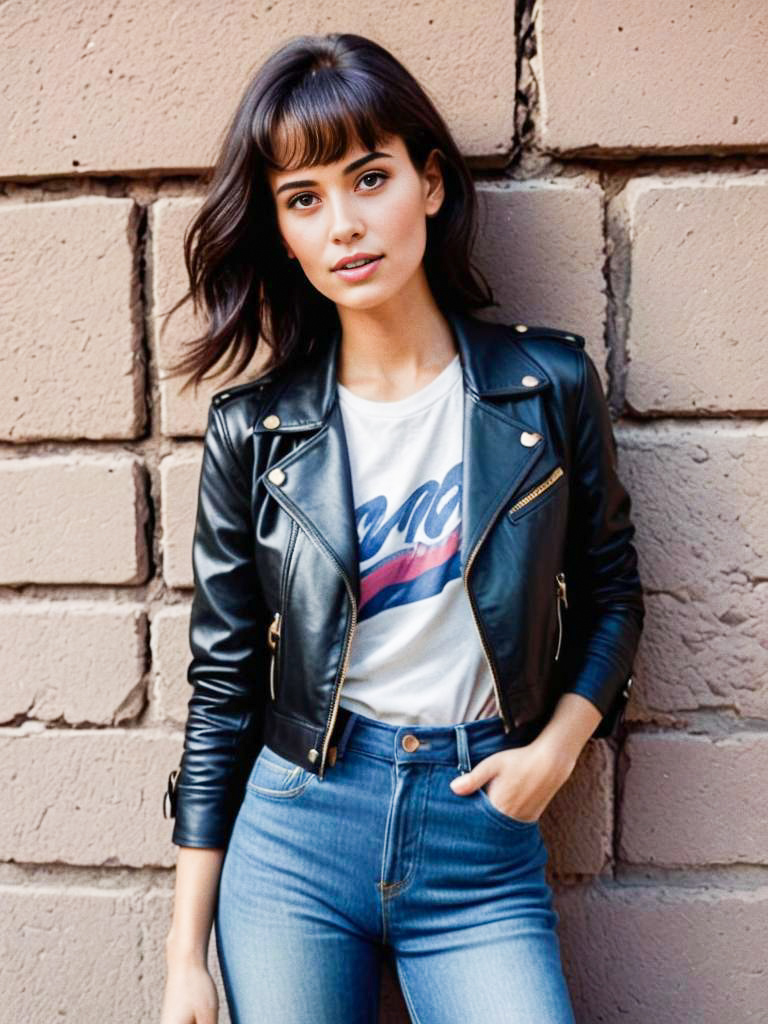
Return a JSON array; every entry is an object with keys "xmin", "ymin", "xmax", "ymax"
[
  {"xmin": 454, "ymin": 724, "xmax": 472, "ymax": 773},
  {"xmin": 336, "ymin": 709, "xmax": 358, "ymax": 759},
  {"xmin": 327, "ymin": 706, "xmax": 356, "ymax": 765}
]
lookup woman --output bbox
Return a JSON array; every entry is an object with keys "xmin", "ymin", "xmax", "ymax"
[{"xmin": 160, "ymin": 31, "xmax": 644, "ymax": 1024}]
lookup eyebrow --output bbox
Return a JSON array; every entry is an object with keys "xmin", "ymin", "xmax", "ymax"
[{"xmin": 274, "ymin": 151, "xmax": 394, "ymax": 195}]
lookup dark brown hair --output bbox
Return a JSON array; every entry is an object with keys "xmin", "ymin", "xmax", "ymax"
[{"xmin": 160, "ymin": 32, "xmax": 495, "ymax": 395}]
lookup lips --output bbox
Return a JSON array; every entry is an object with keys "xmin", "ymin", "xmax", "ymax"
[{"xmin": 332, "ymin": 253, "xmax": 383, "ymax": 271}]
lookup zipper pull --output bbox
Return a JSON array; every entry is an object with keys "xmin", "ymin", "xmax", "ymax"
[
  {"xmin": 268, "ymin": 611, "xmax": 281, "ymax": 701},
  {"xmin": 555, "ymin": 572, "xmax": 568, "ymax": 609},
  {"xmin": 267, "ymin": 611, "xmax": 281, "ymax": 650},
  {"xmin": 554, "ymin": 573, "xmax": 567, "ymax": 661}
]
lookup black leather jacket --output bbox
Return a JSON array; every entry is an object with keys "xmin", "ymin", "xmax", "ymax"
[{"xmin": 165, "ymin": 309, "xmax": 645, "ymax": 849}]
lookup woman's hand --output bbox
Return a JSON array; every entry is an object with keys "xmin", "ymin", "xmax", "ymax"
[
  {"xmin": 160, "ymin": 955, "xmax": 219, "ymax": 1024},
  {"xmin": 449, "ymin": 733, "xmax": 576, "ymax": 824}
]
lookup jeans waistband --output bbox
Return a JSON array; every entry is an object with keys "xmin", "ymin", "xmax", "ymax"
[{"xmin": 333, "ymin": 707, "xmax": 545, "ymax": 773}]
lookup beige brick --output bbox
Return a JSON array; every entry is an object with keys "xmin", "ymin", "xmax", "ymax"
[
  {"xmin": 617, "ymin": 422, "xmax": 768, "ymax": 722},
  {"xmin": 0, "ymin": 602, "xmax": 146, "ymax": 725},
  {"xmin": 620, "ymin": 732, "xmax": 768, "ymax": 866},
  {"xmin": 532, "ymin": 1, "xmax": 768, "ymax": 154},
  {"xmin": 619, "ymin": 423, "xmax": 768, "ymax": 593},
  {"xmin": 152, "ymin": 604, "xmax": 192, "ymax": 724},
  {"xmin": 475, "ymin": 181, "xmax": 609, "ymax": 391},
  {"xmin": 160, "ymin": 446, "xmax": 201, "ymax": 588},
  {"xmin": 0, "ymin": 885, "xmax": 146, "ymax": 1023},
  {"xmin": 632, "ymin": 590, "xmax": 768, "ymax": 721},
  {"xmin": 0, "ymin": 729, "xmax": 182, "ymax": 867},
  {"xmin": 543, "ymin": 739, "xmax": 615, "ymax": 878},
  {"xmin": 618, "ymin": 174, "xmax": 768, "ymax": 413},
  {"xmin": 556, "ymin": 882, "xmax": 768, "ymax": 1023},
  {"xmin": 0, "ymin": 455, "xmax": 149, "ymax": 584},
  {"xmin": 2, "ymin": 1, "xmax": 516, "ymax": 176},
  {"xmin": 0, "ymin": 198, "xmax": 143, "ymax": 441},
  {"xmin": 151, "ymin": 198, "xmax": 266, "ymax": 437}
]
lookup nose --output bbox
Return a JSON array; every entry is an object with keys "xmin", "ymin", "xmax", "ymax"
[{"xmin": 328, "ymin": 192, "xmax": 364, "ymax": 244}]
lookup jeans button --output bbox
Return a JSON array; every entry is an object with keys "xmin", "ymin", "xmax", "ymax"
[{"xmin": 402, "ymin": 734, "xmax": 420, "ymax": 752}]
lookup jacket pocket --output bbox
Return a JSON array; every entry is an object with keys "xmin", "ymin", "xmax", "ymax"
[{"xmin": 507, "ymin": 465, "xmax": 565, "ymax": 522}]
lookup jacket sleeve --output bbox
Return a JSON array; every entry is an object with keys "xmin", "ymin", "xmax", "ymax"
[
  {"xmin": 560, "ymin": 350, "xmax": 645, "ymax": 739},
  {"xmin": 166, "ymin": 401, "xmax": 270, "ymax": 848}
]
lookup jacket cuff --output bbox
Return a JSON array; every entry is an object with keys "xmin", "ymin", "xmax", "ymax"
[{"xmin": 169, "ymin": 782, "xmax": 237, "ymax": 850}]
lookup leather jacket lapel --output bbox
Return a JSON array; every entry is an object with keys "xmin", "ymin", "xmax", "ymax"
[
  {"xmin": 449, "ymin": 311, "xmax": 552, "ymax": 574},
  {"xmin": 254, "ymin": 308, "xmax": 554, "ymax": 604}
]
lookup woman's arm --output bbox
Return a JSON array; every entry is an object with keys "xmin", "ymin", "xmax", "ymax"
[
  {"xmin": 557, "ymin": 349, "xmax": 645, "ymax": 737},
  {"xmin": 161, "ymin": 848, "xmax": 224, "ymax": 1023},
  {"xmin": 165, "ymin": 847, "xmax": 225, "ymax": 965},
  {"xmin": 161, "ymin": 399, "xmax": 269, "ymax": 1019},
  {"xmin": 169, "ymin": 400, "xmax": 270, "ymax": 850},
  {"xmin": 531, "ymin": 692, "xmax": 604, "ymax": 775}
]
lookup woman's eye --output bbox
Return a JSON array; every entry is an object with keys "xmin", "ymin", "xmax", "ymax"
[
  {"xmin": 286, "ymin": 170, "xmax": 388, "ymax": 210},
  {"xmin": 359, "ymin": 170, "xmax": 388, "ymax": 190},
  {"xmin": 287, "ymin": 192, "xmax": 316, "ymax": 209}
]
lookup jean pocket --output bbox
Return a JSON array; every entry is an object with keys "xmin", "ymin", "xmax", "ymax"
[
  {"xmin": 246, "ymin": 744, "xmax": 317, "ymax": 799},
  {"xmin": 475, "ymin": 785, "xmax": 540, "ymax": 832}
]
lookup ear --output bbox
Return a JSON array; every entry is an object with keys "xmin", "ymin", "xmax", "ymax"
[{"xmin": 423, "ymin": 147, "xmax": 446, "ymax": 218}]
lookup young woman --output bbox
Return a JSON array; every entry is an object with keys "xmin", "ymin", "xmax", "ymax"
[{"xmin": 160, "ymin": 32, "xmax": 644, "ymax": 1024}]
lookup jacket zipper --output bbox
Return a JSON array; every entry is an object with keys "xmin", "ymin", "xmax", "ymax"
[
  {"xmin": 463, "ymin": 530, "xmax": 513, "ymax": 734},
  {"xmin": 554, "ymin": 571, "xmax": 568, "ymax": 661},
  {"xmin": 507, "ymin": 465, "xmax": 564, "ymax": 518}
]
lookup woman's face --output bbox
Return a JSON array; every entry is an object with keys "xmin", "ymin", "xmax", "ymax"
[{"xmin": 266, "ymin": 131, "xmax": 445, "ymax": 312}]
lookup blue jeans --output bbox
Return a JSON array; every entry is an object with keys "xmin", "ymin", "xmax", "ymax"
[{"xmin": 215, "ymin": 710, "xmax": 576, "ymax": 1023}]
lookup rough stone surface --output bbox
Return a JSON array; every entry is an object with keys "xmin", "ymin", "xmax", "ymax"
[
  {"xmin": 556, "ymin": 882, "xmax": 768, "ymax": 1023},
  {"xmin": 0, "ymin": 602, "xmax": 146, "ymax": 725},
  {"xmin": 619, "ymin": 175, "xmax": 768, "ymax": 413},
  {"xmin": 0, "ymin": 198, "xmax": 143, "ymax": 441},
  {"xmin": 532, "ymin": 2, "xmax": 768, "ymax": 154},
  {"xmin": 620, "ymin": 732, "xmax": 768, "ymax": 866},
  {"xmin": 1, "ymin": 455, "xmax": 150, "ymax": 584}
]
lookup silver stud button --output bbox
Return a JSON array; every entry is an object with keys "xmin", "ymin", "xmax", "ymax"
[
  {"xmin": 308, "ymin": 748, "xmax": 319, "ymax": 763},
  {"xmin": 520, "ymin": 430, "xmax": 542, "ymax": 447},
  {"xmin": 514, "ymin": 324, "xmax": 528, "ymax": 333},
  {"xmin": 263, "ymin": 413, "xmax": 281, "ymax": 429},
  {"xmin": 521, "ymin": 374, "xmax": 539, "ymax": 387},
  {"xmin": 268, "ymin": 467, "xmax": 286, "ymax": 485}
]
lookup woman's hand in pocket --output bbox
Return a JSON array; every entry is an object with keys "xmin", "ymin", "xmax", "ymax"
[{"xmin": 449, "ymin": 738, "xmax": 575, "ymax": 823}]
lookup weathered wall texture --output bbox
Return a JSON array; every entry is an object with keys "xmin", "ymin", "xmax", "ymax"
[{"xmin": 1, "ymin": 1, "xmax": 767, "ymax": 1021}]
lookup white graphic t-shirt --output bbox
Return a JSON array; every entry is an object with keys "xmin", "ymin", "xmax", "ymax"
[{"xmin": 336, "ymin": 352, "xmax": 499, "ymax": 726}]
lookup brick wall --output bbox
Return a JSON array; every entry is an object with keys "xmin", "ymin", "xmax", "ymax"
[{"xmin": 1, "ymin": 2, "xmax": 766, "ymax": 1021}]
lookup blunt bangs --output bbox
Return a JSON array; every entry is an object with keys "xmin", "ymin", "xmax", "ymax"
[{"xmin": 255, "ymin": 70, "xmax": 413, "ymax": 173}]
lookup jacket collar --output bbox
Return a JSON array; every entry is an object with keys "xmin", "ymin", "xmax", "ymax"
[
  {"xmin": 253, "ymin": 308, "xmax": 551, "ymax": 434},
  {"xmin": 255, "ymin": 308, "xmax": 555, "ymax": 601}
]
